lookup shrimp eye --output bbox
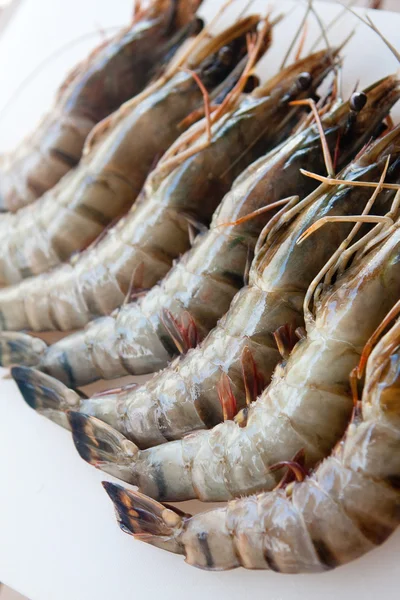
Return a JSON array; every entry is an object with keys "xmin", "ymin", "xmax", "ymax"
[
  {"xmin": 350, "ymin": 91, "xmax": 367, "ymax": 112},
  {"xmin": 243, "ymin": 74, "xmax": 260, "ymax": 93},
  {"xmin": 296, "ymin": 72, "xmax": 312, "ymax": 91},
  {"xmin": 218, "ymin": 46, "xmax": 233, "ymax": 65},
  {"xmin": 191, "ymin": 17, "xmax": 204, "ymax": 36}
]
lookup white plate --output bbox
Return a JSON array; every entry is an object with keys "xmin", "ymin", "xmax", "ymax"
[{"xmin": 0, "ymin": 1, "xmax": 399, "ymax": 599}]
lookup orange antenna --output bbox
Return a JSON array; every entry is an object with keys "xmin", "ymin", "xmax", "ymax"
[
  {"xmin": 357, "ymin": 298, "xmax": 400, "ymax": 379},
  {"xmin": 182, "ymin": 68, "xmax": 212, "ymax": 143},
  {"xmin": 295, "ymin": 19, "xmax": 309, "ymax": 61},
  {"xmin": 290, "ymin": 98, "xmax": 334, "ymax": 176},
  {"xmin": 300, "ymin": 170, "xmax": 400, "ymax": 192},
  {"xmin": 217, "ymin": 197, "xmax": 293, "ymax": 228},
  {"xmin": 300, "ymin": 156, "xmax": 392, "ymax": 321}
]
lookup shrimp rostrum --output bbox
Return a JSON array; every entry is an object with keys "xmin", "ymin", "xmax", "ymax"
[
  {"xmin": 1, "ymin": 72, "xmax": 398, "ymax": 383},
  {"xmin": 0, "ymin": 14, "xmax": 259, "ymax": 288},
  {"xmin": 0, "ymin": 0, "xmax": 203, "ymax": 212},
  {"xmin": 103, "ymin": 301, "xmax": 400, "ymax": 573},
  {"xmin": 12, "ymin": 124, "xmax": 400, "ymax": 467},
  {"xmin": 0, "ymin": 42, "xmax": 341, "ymax": 331}
]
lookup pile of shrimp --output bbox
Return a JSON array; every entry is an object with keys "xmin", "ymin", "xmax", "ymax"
[{"xmin": 2, "ymin": 0, "xmax": 400, "ymax": 576}]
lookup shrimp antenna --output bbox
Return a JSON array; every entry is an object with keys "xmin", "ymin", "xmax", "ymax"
[
  {"xmin": 300, "ymin": 158, "xmax": 394, "ymax": 322},
  {"xmin": 354, "ymin": 189, "xmax": 400, "ymax": 261},
  {"xmin": 307, "ymin": 0, "xmax": 334, "ymax": 67},
  {"xmin": 300, "ymin": 170, "xmax": 400, "ymax": 192},
  {"xmin": 217, "ymin": 196, "xmax": 294, "ymax": 228},
  {"xmin": 295, "ymin": 20, "xmax": 309, "ymax": 62},
  {"xmin": 236, "ymin": 0, "xmax": 257, "ymax": 20},
  {"xmin": 181, "ymin": 68, "xmax": 212, "ymax": 143},
  {"xmin": 338, "ymin": 1, "xmax": 400, "ymax": 63},
  {"xmin": 290, "ymin": 98, "xmax": 335, "ymax": 177},
  {"xmin": 357, "ymin": 298, "xmax": 400, "ymax": 379},
  {"xmin": 280, "ymin": 3, "xmax": 311, "ymax": 70},
  {"xmin": 309, "ymin": 0, "xmax": 358, "ymax": 52}
]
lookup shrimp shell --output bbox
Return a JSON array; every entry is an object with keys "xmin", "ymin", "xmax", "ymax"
[
  {"xmin": 104, "ymin": 302, "xmax": 400, "ymax": 572},
  {"xmin": 0, "ymin": 0, "xmax": 202, "ymax": 212}
]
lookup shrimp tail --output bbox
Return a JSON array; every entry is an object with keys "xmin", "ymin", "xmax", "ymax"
[
  {"xmin": 102, "ymin": 482, "xmax": 185, "ymax": 555},
  {"xmin": 11, "ymin": 366, "xmax": 81, "ymax": 429},
  {"xmin": 70, "ymin": 412, "xmax": 139, "ymax": 483},
  {"xmin": 0, "ymin": 332, "xmax": 47, "ymax": 368}
]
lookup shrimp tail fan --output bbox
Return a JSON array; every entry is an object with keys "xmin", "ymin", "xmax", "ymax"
[
  {"xmin": 103, "ymin": 482, "xmax": 185, "ymax": 554},
  {"xmin": 0, "ymin": 332, "xmax": 47, "ymax": 368},
  {"xmin": 70, "ymin": 412, "xmax": 139, "ymax": 483},
  {"xmin": 11, "ymin": 366, "xmax": 80, "ymax": 428}
]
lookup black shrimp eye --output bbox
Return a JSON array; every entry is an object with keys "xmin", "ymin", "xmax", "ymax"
[
  {"xmin": 218, "ymin": 46, "xmax": 233, "ymax": 65},
  {"xmin": 191, "ymin": 17, "xmax": 204, "ymax": 36},
  {"xmin": 350, "ymin": 91, "xmax": 368, "ymax": 112},
  {"xmin": 296, "ymin": 72, "xmax": 312, "ymax": 91},
  {"xmin": 243, "ymin": 74, "xmax": 260, "ymax": 93}
]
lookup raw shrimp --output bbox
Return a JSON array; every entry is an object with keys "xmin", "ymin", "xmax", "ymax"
[
  {"xmin": 0, "ymin": 15, "xmax": 257, "ymax": 288},
  {"xmin": 0, "ymin": 45, "xmax": 339, "ymax": 331},
  {"xmin": 12, "ymin": 123, "xmax": 400, "ymax": 449},
  {"xmin": 0, "ymin": 0, "xmax": 203, "ymax": 212},
  {"xmin": 1, "ymin": 77, "xmax": 397, "ymax": 385},
  {"xmin": 103, "ymin": 302, "xmax": 400, "ymax": 572}
]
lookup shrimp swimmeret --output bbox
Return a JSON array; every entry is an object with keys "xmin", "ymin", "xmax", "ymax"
[{"xmin": 104, "ymin": 300, "xmax": 400, "ymax": 572}]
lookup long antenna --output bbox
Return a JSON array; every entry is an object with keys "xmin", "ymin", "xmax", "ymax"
[
  {"xmin": 279, "ymin": 3, "xmax": 311, "ymax": 70},
  {"xmin": 309, "ymin": 0, "xmax": 358, "ymax": 52},
  {"xmin": 339, "ymin": 1, "xmax": 400, "ymax": 63}
]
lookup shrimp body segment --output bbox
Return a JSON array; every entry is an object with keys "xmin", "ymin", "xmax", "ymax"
[
  {"xmin": 0, "ymin": 0, "xmax": 203, "ymax": 212},
  {"xmin": 104, "ymin": 304, "xmax": 400, "ymax": 572}
]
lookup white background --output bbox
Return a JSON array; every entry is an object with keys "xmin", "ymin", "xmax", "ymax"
[{"xmin": 0, "ymin": 1, "xmax": 400, "ymax": 599}]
